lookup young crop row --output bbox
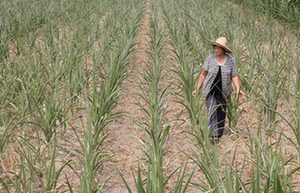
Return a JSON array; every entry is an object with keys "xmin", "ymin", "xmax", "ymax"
[
  {"xmin": 0, "ymin": 0, "xmax": 144, "ymax": 192},
  {"xmin": 120, "ymin": 1, "xmax": 193, "ymax": 192}
]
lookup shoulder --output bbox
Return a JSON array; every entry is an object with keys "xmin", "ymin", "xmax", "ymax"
[
  {"xmin": 226, "ymin": 54, "xmax": 235, "ymax": 61},
  {"xmin": 202, "ymin": 54, "xmax": 215, "ymax": 69},
  {"xmin": 207, "ymin": 54, "xmax": 215, "ymax": 61},
  {"xmin": 226, "ymin": 54, "xmax": 236, "ymax": 65},
  {"xmin": 205, "ymin": 54, "xmax": 215, "ymax": 64}
]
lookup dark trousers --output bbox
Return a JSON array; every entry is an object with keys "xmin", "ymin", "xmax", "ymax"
[{"xmin": 205, "ymin": 93, "xmax": 227, "ymax": 138}]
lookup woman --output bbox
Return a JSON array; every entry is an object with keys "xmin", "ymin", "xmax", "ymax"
[{"xmin": 192, "ymin": 37, "xmax": 244, "ymax": 140}]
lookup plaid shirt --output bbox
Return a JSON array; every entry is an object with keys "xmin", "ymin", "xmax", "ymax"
[{"xmin": 201, "ymin": 54, "xmax": 237, "ymax": 98}]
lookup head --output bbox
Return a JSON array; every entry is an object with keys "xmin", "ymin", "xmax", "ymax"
[
  {"xmin": 210, "ymin": 37, "xmax": 232, "ymax": 55},
  {"xmin": 213, "ymin": 45, "xmax": 226, "ymax": 56}
]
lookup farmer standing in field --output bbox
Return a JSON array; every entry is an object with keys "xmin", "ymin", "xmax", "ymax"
[{"xmin": 192, "ymin": 37, "xmax": 244, "ymax": 140}]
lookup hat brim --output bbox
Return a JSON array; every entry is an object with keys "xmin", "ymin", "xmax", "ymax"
[{"xmin": 210, "ymin": 41, "xmax": 232, "ymax": 53}]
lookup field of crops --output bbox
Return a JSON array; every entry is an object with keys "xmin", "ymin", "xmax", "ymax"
[{"xmin": 0, "ymin": 0, "xmax": 299, "ymax": 192}]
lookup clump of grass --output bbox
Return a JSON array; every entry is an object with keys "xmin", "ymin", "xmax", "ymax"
[
  {"xmin": 230, "ymin": 0, "xmax": 300, "ymax": 27},
  {"xmin": 77, "ymin": 4, "xmax": 141, "ymax": 192},
  {"xmin": 0, "ymin": 90, "xmax": 69, "ymax": 192},
  {"xmin": 123, "ymin": 2, "xmax": 168, "ymax": 192},
  {"xmin": 161, "ymin": 0, "xmax": 201, "ymax": 127},
  {"xmin": 3, "ymin": 134, "xmax": 70, "ymax": 192}
]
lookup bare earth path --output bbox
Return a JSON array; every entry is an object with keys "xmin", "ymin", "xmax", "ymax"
[
  {"xmin": 103, "ymin": 2, "xmax": 201, "ymax": 192},
  {"xmin": 102, "ymin": 3, "xmax": 151, "ymax": 192}
]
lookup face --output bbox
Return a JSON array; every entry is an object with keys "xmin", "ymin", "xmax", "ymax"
[{"xmin": 213, "ymin": 45, "xmax": 226, "ymax": 56}]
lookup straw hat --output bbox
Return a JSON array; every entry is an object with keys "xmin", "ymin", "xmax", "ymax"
[{"xmin": 210, "ymin": 37, "xmax": 232, "ymax": 53}]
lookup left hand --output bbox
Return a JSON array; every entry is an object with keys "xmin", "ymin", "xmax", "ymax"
[{"xmin": 237, "ymin": 90, "xmax": 246, "ymax": 104}]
